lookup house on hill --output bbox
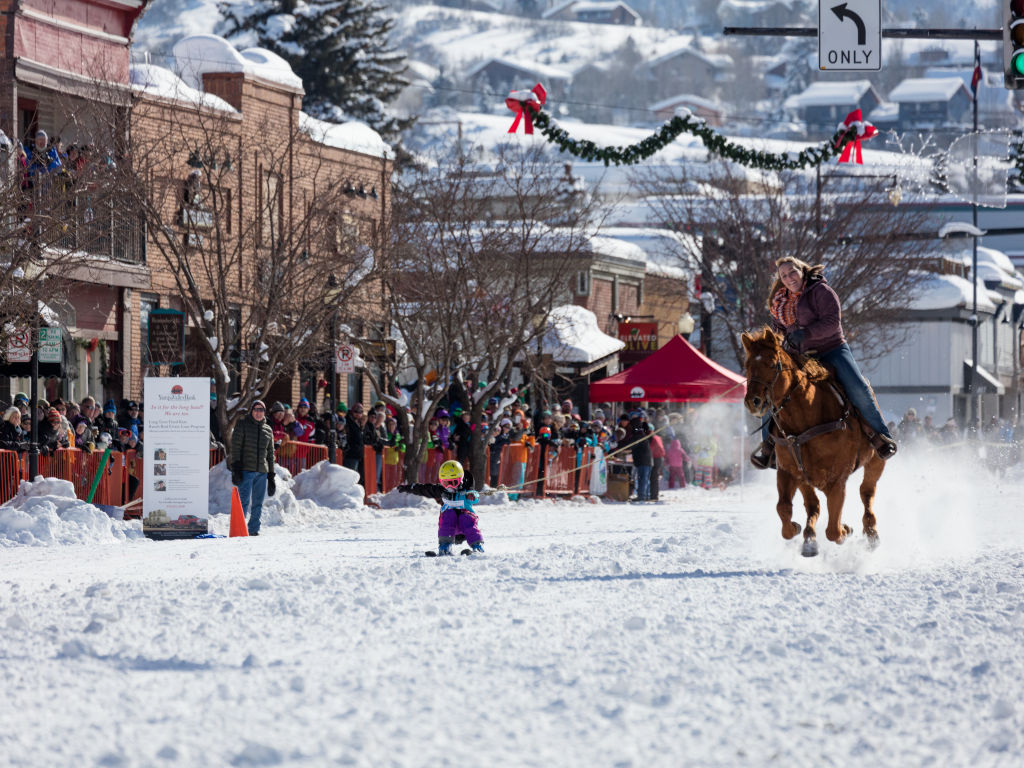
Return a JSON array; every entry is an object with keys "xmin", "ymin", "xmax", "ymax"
[
  {"xmin": 467, "ymin": 58, "xmax": 571, "ymax": 103},
  {"xmin": 639, "ymin": 45, "xmax": 734, "ymax": 102},
  {"xmin": 783, "ymin": 80, "xmax": 882, "ymax": 132},
  {"xmin": 542, "ymin": 1, "xmax": 642, "ymax": 25},
  {"xmin": 888, "ymin": 77, "xmax": 972, "ymax": 131}
]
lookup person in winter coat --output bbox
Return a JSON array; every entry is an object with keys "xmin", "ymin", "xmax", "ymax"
[
  {"xmin": 363, "ymin": 409, "xmax": 386, "ymax": 487},
  {"xmin": 434, "ymin": 409, "xmax": 451, "ymax": 450},
  {"xmin": 96, "ymin": 400, "xmax": 119, "ymax": 436},
  {"xmin": 649, "ymin": 432, "xmax": 666, "ymax": 501},
  {"xmin": 38, "ymin": 408, "xmax": 70, "ymax": 454},
  {"xmin": 751, "ymin": 257, "xmax": 897, "ymax": 469},
  {"xmin": 229, "ymin": 400, "xmax": 276, "ymax": 536},
  {"xmin": 399, "ymin": 460, "xmax": 484, "ymax": 556},
  {"xmin": 294, "ymin": 398, "xmax": 316, "ymax": 442},
  {"xmin": 343, "ymin": 402, "xmax": 365, "ymax": 476},
  {"xmin": 451, "ymin": 408, "xmax": 473, "ymax": 468},
  {"xmin": 487, "ymin": 418, "xmax": 513, "ymax": 486},
  {"xmin": 666, "ymin": 436, "xmax": 689, "ymax": 489},
  {"xmin": 0, "ymin": 406, "xmax": 28, "ymax": 452},
  {"xmin": 693, "ymin": 433, "xmax": 717, "ymax": 490},
  {"xmin": 627, "ymin": 411, "xmax": 653, "ymax": 501}
]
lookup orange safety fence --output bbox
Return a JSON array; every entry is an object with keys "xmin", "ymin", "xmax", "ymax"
[
  {"xmin": 276, "ymin": 441, "xmax": 328, "ymax": 478},
  {"xmin": 0, "ymin": 450, "xmax": 21, "ymax": 504}
]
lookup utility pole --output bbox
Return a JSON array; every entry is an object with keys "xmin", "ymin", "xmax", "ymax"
[{"xmin": 28, "ymin": 318, "xmax": 40, "ymax": 479}]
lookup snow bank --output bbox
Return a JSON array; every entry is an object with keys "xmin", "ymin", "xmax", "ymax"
[
  {"xmin": 0, "ymin": 477, "xmax": 143, "ymax": 547},
  {"xmin": 290, "ymin": 461, "xmax": 364, "ymax": 509}
]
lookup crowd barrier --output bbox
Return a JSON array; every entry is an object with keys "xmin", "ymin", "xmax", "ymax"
[{"xmin": 0, "ymin": 439, "xmax": 603, "ymax": 511}]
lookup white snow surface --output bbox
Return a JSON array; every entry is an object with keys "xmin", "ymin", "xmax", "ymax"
[
  {"xmin": 2, "ymin": 448, "xmax": 1024, "ymax": 766},
  {"xmin": 130, "ymin": 62, "xmax": 237, "ymax": 113},
  {"xmin": 907, "ymin": 271, "xmax": 999, "ymax": 312}
]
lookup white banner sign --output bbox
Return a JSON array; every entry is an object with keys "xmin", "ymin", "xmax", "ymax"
[{"xmin": 143, "ymin": 377, "xmax": 210, "ymax": 538}]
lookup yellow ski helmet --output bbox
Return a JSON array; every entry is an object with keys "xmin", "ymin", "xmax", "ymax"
[{"xmin": 438, "ymin": 460, "xmax": 465, "ymax": 484}]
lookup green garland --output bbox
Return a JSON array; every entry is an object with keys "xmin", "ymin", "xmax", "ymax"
[{"xmin": 529, "ymin": 108, "xmax": 861, "ymax": 170}]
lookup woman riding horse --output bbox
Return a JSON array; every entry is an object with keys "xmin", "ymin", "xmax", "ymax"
[{"xmin": 751, "ymin": 257, "xmax": 898, "ymax": 469}]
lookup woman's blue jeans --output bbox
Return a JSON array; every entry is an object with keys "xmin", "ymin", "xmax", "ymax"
[
  {"xmin": 759, "ymin": 344, "xmax": 891, "ymax": 441},
  {"xmin": 819, "ymin": 344, "xmax": 892, "ymax": 438}
]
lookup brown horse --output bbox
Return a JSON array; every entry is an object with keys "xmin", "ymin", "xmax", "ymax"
[{"xmin": 741, "ymin": 327, "xmax": 885, "ymax": 557}]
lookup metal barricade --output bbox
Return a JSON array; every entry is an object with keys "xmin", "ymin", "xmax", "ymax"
[{"xmin": 0, "ymin": 449, "xmax": 22, "ymax": 504}]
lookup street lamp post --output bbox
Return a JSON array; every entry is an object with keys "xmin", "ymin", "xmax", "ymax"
[
  {"xmin": 327, "ymin": 274, "xmax": 339, "ymax": 464},
  {"xmin": 28, "ymin": 318, "xmax": 39, "ymax": 478}
]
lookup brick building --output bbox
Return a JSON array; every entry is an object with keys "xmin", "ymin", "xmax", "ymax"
[{"xmin": 0, "ymin": 1, "xmax": 392, "ymax": 410}]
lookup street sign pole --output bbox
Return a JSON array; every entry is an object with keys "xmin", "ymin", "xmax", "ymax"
[{"xmin": 28, "ymin": 322, "xmax": 39, "ymax": 479}]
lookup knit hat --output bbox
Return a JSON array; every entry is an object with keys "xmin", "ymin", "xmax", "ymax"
[
  {"xmin": 47, "ymin": 407, "xmax": 59, "ymax": 418},
  {"xmin": 336, "ymin": 402, "xmax": 347, "ymax": 413},
  {"xmin": 104, "ymin": 399, "xmax": 116, "ymax": 413},
  {"xmin": 269, "ymin": 401, "xmax": 285, "ymax": 414},
  {"xmin": 297, "ymin": 398, "xmax": 310, "ymax": 408},
  {"xmin": 13, "ymin": 392, "xmax": 28, "ymax": 404},
  {"xmin": 251, "ymin": 400, "xmax": 266, "ymax": 411},
  {"xmin": 500, "ymin": 417, "xmax": 512, "ymax": 427}
]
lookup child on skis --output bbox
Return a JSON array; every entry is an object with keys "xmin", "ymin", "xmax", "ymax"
[{"xmin": 398, "ymin": 460, "xmax": 485, "ymax": 555}]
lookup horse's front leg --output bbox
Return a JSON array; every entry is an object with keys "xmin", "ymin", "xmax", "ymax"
[
  {"xmin": 859, "ymin": 457, "xmax": 884, "ymax": 547},
  {"xmin": 798, "ymin": 483, "xmax": 821, "ymax": 557},
  {"xmin": 824, "ymin": 481, "xmax": 854, "ymax": 544},
  {"xmin": 776, "ymin": 470, "xmax": 802, "ymax": 540}
]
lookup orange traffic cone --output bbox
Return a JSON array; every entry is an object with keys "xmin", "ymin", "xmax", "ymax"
[{"xmin": 229, "ymin": 486, "xmax": 249, "ymax": 537}]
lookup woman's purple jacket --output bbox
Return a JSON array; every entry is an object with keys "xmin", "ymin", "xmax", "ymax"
[{"xmin": 771, "ymin": 272, "xmax": 846, "ymax": 356}]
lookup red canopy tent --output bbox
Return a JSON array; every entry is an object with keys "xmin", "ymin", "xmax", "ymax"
[{"xmin": 588, "ymin": 335, "xmax": 746, "ymax": 403}]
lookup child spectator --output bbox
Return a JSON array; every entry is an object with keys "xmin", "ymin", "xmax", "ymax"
[
  {"xmin": 693, "ymin": 433, "xmax": 718, "ymax": 490},
  {"xmin": 399, "ymin": 460, "xmax": 484, "ymax": 556},
  {"xmin": 666, "ymin": 436, "xmax": 689, "ymax": 489}
]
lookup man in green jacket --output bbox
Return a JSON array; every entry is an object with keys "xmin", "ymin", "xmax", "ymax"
[{"xmin": 230, "ymin": 400, "xmax": 276, "ymax": 535}]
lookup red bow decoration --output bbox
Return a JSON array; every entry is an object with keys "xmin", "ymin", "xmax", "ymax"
[
  {"xmin": 835, "ymin": 109, "xmax": 878, "ymax": 164},
  {"xmin": 506, "ymin": 83, "xmax": 547, "ymax": 135}
]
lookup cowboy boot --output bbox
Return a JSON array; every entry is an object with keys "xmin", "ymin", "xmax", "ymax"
[
  {"xmin": 750, "ymin": 440, "xmax": 776, "ymax": 470},
  {"xmin": 871, "ymin": 433, "xmax": 898, "ymax": 460}
]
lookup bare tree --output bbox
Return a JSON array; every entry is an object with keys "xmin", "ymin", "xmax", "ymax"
[
  {"xmin": 631, "ymin": 160, "xmax": 936, "ymax": 368},
  {"xmin": 120, "ymin": 86, "xmax": 382, "ymax": 451},
  {"xmin": 385, "ymin": 144, "xmax": 598, "ymax": 486}
]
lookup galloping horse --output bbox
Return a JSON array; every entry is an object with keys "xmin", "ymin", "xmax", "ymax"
[{"xmin": 741, "ymin": 327, "xmax": 885, "ymax": 557}]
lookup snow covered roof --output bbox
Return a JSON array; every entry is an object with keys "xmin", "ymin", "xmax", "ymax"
[
  {"xmin": 172, "ymin": 35, "xmax": 304, "ymax": 92},
  {"xmin": 649, "ymin": 94, "xmax": 723, "ymax": 113},
  {"xmin": 542, "ymin": 304, "xmax": 624, "ymax": 363},
  {"xmin": 908, "ymin": 271, "xmax": 998, "ymax": 313},
  {"xmin": 586, "ymin": 235, "xmax": 647, "ymax": 264},
  {"xmin": 300, "ymin": 113, "xmax": 394, "ymax": 160},
  {"xmin": 466, "ymin": 57, "xmax": 572, "ymax": 83},
  {"xmin": 888, "ymin": 77, "xmax": 967, "ymax": 104},
  {"xmin": 645, "ymin": 44, "xmax": 732, "ymax": 71},
  {"xmin": 595, "ymin": 228, "xmax": 693, "ymax": 279},
  {"xmin": 783, "ymin": 80, "xmax": 875, "ymax": 110},
  {"xmin": 976, "ymin": 246, "xmax": 1024, "ymax": 291},
  {"xmin": 923, "ymin": 68, "xmax": 1018, "ymax": 113},
  {"xmin": 130, "ymin": 63, "xmax": 238, "ymax": 113}
]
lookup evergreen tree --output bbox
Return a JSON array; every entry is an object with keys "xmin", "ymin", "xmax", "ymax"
[{"xmin": 218, "ymin": 0, "xmax": 411, "ymax": 142}]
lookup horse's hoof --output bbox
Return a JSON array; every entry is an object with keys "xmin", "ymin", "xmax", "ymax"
[
  {"xmin": 801, "ymin": 538, "xmax": 819, "ymax": 557},
  {"xmin": 865, "ymin": 532, "xmax": 880, "ymax": 550},
  {"xmin": 843, "ymin": 524, "xmax": 853, "ymax": 536}
]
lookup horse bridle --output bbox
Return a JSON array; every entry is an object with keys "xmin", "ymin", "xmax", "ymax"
[{"xmin": 746, "ymin": 359, "xmax": 803, "ymax": 419}]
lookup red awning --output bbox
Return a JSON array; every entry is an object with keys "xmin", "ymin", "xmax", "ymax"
[{"xmin": 588, "ymin": 335, "xmax": 746, "ymax": 403}]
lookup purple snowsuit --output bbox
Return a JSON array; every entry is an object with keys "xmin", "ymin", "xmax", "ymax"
[
  {"xmin": 437, "ymin": 492, "xmax": 483, "ymax": 545},
  {"xmin": 398, "ymin": 479, "xmax": 483, "ymax": 546}
]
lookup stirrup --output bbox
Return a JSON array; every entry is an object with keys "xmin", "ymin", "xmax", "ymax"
[{"xmin": 750, "ymin": 442, "xmax": 776, "ymax": 470}]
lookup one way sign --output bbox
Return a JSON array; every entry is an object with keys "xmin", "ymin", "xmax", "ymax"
[{"xmin": 818, "ymin": 0, "xmax": 881, "ymax": 71}]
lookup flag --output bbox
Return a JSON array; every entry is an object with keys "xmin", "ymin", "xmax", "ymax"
[{"xmin": 971, "ymin": 42, "xmax": 982, "ymax": 98}]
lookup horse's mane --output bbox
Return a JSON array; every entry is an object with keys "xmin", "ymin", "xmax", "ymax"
[{"xmin": 749, "ymin": 326, "xmax": 830, "ymax": 383}]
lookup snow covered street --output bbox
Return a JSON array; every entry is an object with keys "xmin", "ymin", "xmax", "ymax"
[{"xmin": 2, "ymin": 454, "xmax": 1024, "ymax": 767}]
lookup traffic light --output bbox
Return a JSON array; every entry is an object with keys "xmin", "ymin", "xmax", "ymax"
[{"xmin": 1006, "ymin": 0, "xmax": 1024, "ymax": 88}]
